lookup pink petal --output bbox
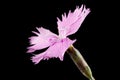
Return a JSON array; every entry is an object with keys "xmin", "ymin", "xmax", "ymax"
[
  {"xmin": 27, "ymin": 27, "xmax": 58, "ymax": 53},
  {"xmin": 31, "ymin": 38, "xmax": 76, "ymax": 64},
  {"xmin": 57, "ymin": 5, "xmax": 90, "ymax": 37}
]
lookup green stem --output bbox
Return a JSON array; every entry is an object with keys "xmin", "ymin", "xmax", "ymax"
[{"xmin": 67, "ymin": 45, "xmax": 95, "ymax": 80}]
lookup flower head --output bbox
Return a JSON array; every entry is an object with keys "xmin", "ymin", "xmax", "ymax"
[{"xmin": 27, "ymin": 5, "xmax": 90, "ymax": 64}]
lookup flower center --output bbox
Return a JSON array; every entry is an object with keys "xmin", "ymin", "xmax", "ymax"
[{"xmin": 59, "ymin": 29, "xmax": 66, "ymax": 39}]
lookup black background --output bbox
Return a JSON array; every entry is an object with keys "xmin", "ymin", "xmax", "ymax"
[{"xmin": 3, "ymin": 0, "xmax": 116, "ymax": 80}]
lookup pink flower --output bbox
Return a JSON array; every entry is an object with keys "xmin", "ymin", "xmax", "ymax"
[{"xmin": 27, "ymin": 5, "xmax": 90, "ymax": 64}]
